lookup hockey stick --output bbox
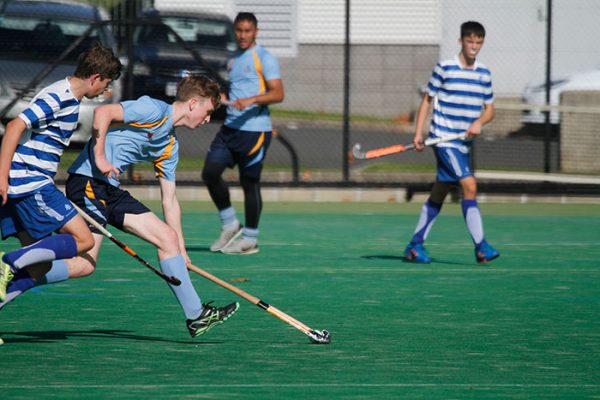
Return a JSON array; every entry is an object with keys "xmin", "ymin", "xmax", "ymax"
[
  {"xmin": 350, "ymin": 132, "xmax": 467, "ymax": 161},
  {"xmin": 187, "ymin": 263, "xmax": 331, "ymax": 344},
  {"xmin": 71, "ymin": 202, "xmax": 182, "ymax": 286}
]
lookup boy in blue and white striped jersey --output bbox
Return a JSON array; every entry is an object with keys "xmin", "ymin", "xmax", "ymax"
[
  {"xmin": 403, "ymin": 21, "xmax": 500, "ymax": 264},
  {"xmin": 0, "ymin": 75, "xmax": 240, "ymax": 338},
  {"xmin": 0, "ymin": 43, "xmax": 122, "ymax": 300}
]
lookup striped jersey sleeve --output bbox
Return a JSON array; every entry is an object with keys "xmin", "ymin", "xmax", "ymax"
[{"xmin": 8, "ymin": 78, "xmax": 80, "ymax": 197}]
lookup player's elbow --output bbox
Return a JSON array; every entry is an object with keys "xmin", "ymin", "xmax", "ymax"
[
  {"xmin": 5, "ymin": 118, "xmax": 26, "ymax": 139},
  {"xmin": 266, "ymin": 90, "xmax": 284, "ymax": 105},
  {"xmin": 268, "ymin": 81, "xmax": 284, "ymax": 104}
]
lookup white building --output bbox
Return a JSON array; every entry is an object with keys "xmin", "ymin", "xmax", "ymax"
[{"xmin": 153, "ymin": 0, "xmax": 600, "ymax": 116}]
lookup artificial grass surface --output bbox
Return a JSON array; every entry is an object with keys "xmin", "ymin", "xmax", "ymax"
[{"xmin": 1, "ymin": 202, "xmax": 599, "ymax": 399}]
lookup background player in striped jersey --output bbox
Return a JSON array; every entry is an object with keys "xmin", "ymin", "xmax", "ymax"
[
  {"xmin": 202, "ymin": 12, "xmax": 284, "ymax": 255},
  {"xmin": 0, "ymin": 43, "xmax": 122, "ymax": 300},
  {"xmin": 1, "ymin": 75, "xmax": 239, "ymax": 337},
  {"xmin": 403, "ymin": 21, "xmax": 500, "ymax": 264}
]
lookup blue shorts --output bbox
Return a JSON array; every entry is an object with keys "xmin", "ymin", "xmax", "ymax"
[
  {"xmin": 0, "ymin": 184, "xmax": 78, "ymax": 241},
  {"xmin": 434, "ymin": 146, "xmax": 473, "ymax": 182},
  {"xmin": 66, "ymin": 174, "xmax": 150, "ymax": 233},
  {"xmin": 205, "ymin": 126, "xmax": 272, "ymax": 180}
]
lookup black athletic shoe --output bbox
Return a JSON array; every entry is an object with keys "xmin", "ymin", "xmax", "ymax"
[{"xmin": 187, "ymin": 301, "xmax": 240, "ymax": 337}]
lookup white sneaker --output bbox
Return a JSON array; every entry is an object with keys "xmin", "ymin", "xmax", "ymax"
[
  {"xmin": 221, "ymin": 238, "xmax": 259, "ymax": 255},
  {"xmin": 210, "ymin": 221, "xmax": 242, "ymax": 252}
]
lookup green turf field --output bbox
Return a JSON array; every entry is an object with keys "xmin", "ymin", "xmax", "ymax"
[{"xmin": 1, "ymin": 202, "xmax": 599, "ymax": 399}]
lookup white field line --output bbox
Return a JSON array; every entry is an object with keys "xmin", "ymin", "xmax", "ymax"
[
  {"xmin": 1, "ymin": 383, "xmax": 599, "ymax": 389},
  {"xmin": 476, "ymin": 170, "xmax": 600, "ymax": 185}
]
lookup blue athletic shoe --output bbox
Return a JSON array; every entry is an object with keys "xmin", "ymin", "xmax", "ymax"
[
  {"xmin": 475, "ymin": 241, "xmax": 500, "ymax": 264},
  {"xmin": 403, "ymin": 243, "xmax": 431, "ymax": 264}
]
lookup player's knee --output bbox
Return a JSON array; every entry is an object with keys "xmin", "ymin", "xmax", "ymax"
[
  {"xmin": 201, "ymin": 168, "xmax": 214, "ymax": 183},
  {"xmin": 461, "ymin": 183, "xmax": 478, "ymax": 199},
  {"xmin": 430, "ymin": 182, "xmax": 451, "ymax": 202},
  {"xmin": 75, "ymin": 230, "xmax": 95, "ymax": 253},
  {"xmin": 158, "ymin": 226, "xmax": 180, "ymax": 253},
  {"xmin": 78, "ymin": 262, "xmax": 95, "ymax": 277},
  {"xmin": 240, "ymin": 174, "xmax": 259, "ymax": 191},
  {"xmin": 201, "ymin": 163, "xmax": 222, "ymax": 184},
  {"xmin": 68, "ymin": 256, "xmax": 97, "ymax": 278}
]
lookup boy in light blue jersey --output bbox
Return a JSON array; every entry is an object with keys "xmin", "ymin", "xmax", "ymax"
[
  {"xmin": 1, "ymin": 75, "xmax": 239, "ymax": 338},
  {"xmin": 403, "ymin": 21, "xmax": 500, "ymax": 264},
  {"xmin": 202, "ymin": 12, "xmax": 284, "ymax": 255},
  {"xmin": 0, "ymin": 43, "xmax": 122, "ymax": 301}
]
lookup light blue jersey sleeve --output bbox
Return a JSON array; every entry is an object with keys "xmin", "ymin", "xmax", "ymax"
[
  {"xmin": 261, "ymin": 50, "xmax": 281, "ymax": 81},
  {"xmin": 153, "ymin": 135, "xmax": 178, "ymax": 182}
]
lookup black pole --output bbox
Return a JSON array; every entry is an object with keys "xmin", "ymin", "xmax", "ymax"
[
  {"xmin": 125, "ymin": 0, "xmax": 137, "ymax": 182},
  {"xmin": 125, "ymin": 0, "xmax": 135, "ymax": 102},
  {"xmin": 342, "ymin": 0, "xmax": 351, "ymax": 182},
  {"xmin": 543, "ymin": 0, "xmax": 552, "ymax": 173}
]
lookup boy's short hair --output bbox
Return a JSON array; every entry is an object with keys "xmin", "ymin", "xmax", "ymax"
[
  {"xmin": 74, "ymin": 42, "xmax": 122, "ymax": 80},
  {"xmin": 234, "ymin": 12, "xmax": 258, "ymax": 27},
  {"xmin": 461, "ymin": 21, "xmax": 485, "ymax": 38},
  {"xmin": 176, "ymin": 75, "xmax": 221, "ymax": 108}
]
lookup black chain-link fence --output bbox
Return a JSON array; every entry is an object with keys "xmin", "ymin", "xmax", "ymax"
[{"xmin": 1, "ymin": 0, "xmax": 599, "ymax": 195}]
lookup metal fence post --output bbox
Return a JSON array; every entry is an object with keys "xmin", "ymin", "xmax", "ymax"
[{"xmin": 342, "ymin": 0, "xmax": 351, "ymax": 182}]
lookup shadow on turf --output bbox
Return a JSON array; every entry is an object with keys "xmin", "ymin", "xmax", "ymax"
[
  {"xmin": 361, "ymin": 255, "xmax": 468, "ymax": 266},
  {"xmin": 0, "ymin": 329, "xmax": 224, "ymax": 345},
  {"xmin": 185, "ymin": 246, "xmax": 211, "ymax": 253},
  {"xmin": 361, "ymin": 255, "xmax": 404, "ymax": 261}
]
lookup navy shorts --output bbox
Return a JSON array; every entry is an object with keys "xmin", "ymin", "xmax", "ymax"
[
  {"xmin": 66, "ymin": 174, "xmax": 150, "ymax": 233},
  {"xmin": 0, "ymin": 184, "xmax": 78, "ymax": 240},
  {"xmin": 205, "ymin": 126, "xmax": 272, "ymax": 180},
  {"xmin": 434, "ymin": 146, "xmax": 473, "ymax": 182}
]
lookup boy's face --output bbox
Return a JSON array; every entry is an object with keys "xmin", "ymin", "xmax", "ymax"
[
  {"xmin": 85, "ymin": 75, "xmax": 113, "ymax": 99},
  {"xmin": 234, "ymin": 20, "xmax": 258, "ymax": 50},
  {"xmin": 459, "ymin": 34, "xmax": 484, "ymax": 63},
  {"xmin": 185, "ymin": 97, "xmax": 215, "ymax": 128}
]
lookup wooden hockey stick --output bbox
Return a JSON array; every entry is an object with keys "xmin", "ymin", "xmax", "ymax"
[{"xmin": 187, "ymin": 263, "xmax": 331, "ymax": 344}]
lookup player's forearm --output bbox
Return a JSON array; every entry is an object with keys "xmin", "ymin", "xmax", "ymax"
[
  {"xmin": 251, "ymin": 89, "xmax": 284, "ymax": 106},
  {"xmin": 0, "ymin": 119, "xmax": 25, "ymax": 181},
  {"xmin": 250, "ymin": 79, "xmax": 285, "ymax": 106},
  {"xmin": 478, "ymin": 103, "xmax": 495, "ymax": 126},
  {"xmin": 92, "ymin": 104, "xmax": 121, "ymax": 161},
  {"xmin": 91, "ymin": 121, "xmax": 110, "ymax": 161},
  {"xmin": 92, "ymin": 114, "xmax": 110, "ymax": 160},
  {"xmin": 414, "ymin": 95, "xmax": 432, "ymax": 139},
  {"xmin": 159, "ymin": 178, "xmax": 186, "ymax": 254}
]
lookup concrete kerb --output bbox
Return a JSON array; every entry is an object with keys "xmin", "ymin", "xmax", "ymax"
[{"xmin": 57, "ymin": 184, "xmax": 599, "ymax": 204}]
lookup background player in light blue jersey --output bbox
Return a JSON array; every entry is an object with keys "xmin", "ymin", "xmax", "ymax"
[
  {"xmin": 202, "ymin": 12, "xmax": 284, "ymax": 255},
  {"xmin": 0, "ymin": 76, "xmax": 239, "ymax": 338},
  {"xmin": 403, "ymin": 21, "xmax": 500, "ymax": 264},
  {"xmin": 0, "ymin": 43, "xmax": 122, "ymax": 301}
]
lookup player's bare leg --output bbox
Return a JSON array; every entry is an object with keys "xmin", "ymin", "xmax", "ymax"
[{"xmin": 123, "ymin": 211, "xmax": 238, "ymax": 336}]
